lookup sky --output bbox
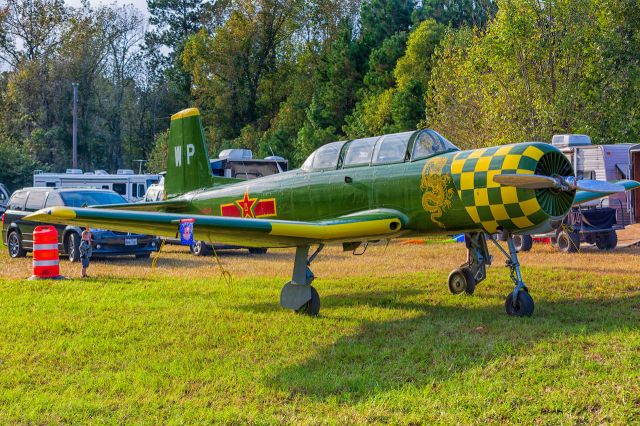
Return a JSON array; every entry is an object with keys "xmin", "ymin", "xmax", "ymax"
[{"xmin": 64, "ymin": 0, "xmax": 149, "ymax": 19}]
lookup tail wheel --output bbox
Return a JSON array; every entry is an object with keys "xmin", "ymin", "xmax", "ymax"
[
  {"xmin": 7, "ymin": 231, "xmax": 26, "ymax": 258},
  {"xmin": 557, "ymin": 230, "xmax": 580, "ymax": 253}
]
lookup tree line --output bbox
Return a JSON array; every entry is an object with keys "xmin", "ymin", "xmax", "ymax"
[{"xmin": 1, "ymin": 0, "xmax": 638, "ymax": 190}]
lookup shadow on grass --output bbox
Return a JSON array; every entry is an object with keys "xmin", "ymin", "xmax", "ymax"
[{"xmin": 258, "ymin": 289, "xmax": 640, "ymax": 400}]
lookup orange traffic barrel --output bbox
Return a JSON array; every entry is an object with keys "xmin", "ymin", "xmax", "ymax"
[{"xmin": 29, "ymin": 225, "xmax": 64, "ymax": 280}]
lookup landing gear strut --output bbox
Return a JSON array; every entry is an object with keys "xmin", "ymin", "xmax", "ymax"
[
  {"xmin": 489, "ymin": 234, "xmax": 535, "ymax": 317},
  {"xmin": 448, "ymin": 232, "xmax": 490, "ymax": 295},
  {"xmin": 280, "ymin": 244, "xmax": 324, "ymax": 316},
  {"xmin": 449, "ymin": 232, "xmax": 535, "ymax": 317}
]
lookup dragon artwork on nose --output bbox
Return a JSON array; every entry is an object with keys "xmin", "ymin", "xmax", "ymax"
[{"xmin": 420, "ymin": 156, "xmax": 455, "ymax": 228}]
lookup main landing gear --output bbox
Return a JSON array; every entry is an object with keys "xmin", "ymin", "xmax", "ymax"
[
  {"xmin": 448, "ymin": 232, "xmax": 534, "ymax": 317},
  {"xmin": 280, "ymin": 244, "xmax": 324, "ymax": 316}
]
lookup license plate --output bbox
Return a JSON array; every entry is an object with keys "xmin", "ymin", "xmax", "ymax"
[{"xmin": 125, "ymin": 238, "xmax": 138, "ymax": 246}]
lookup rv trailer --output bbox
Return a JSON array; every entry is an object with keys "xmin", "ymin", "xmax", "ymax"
[
  {"xmin": 553, "ymin": 135, "xmax": 632, "ymax": 226},
  {"xmin": 33, "ymin": 169, "xmax": 161, "ymax": 203}
]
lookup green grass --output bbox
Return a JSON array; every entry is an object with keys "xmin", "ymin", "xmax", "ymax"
[{"xmin": 0, "ymin": 250, "xmax": 639, "ymax": 424}]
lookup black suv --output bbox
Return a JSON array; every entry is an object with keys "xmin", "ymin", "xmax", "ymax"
[
  {"xmin": 0, "ymin": 184, "xmax": 9, "ymax": 215},
  {"xmin": 2, "ymin": 187, "xmax": 159, "ymax": 261}
]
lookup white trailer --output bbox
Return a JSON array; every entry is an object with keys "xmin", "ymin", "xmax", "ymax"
[{"xmin": 33, "ymin": 169, "xmax": 161, "ymax": 203}]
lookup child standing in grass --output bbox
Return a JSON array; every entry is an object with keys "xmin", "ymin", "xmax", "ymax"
[{"xmin": 79, "ymin": 229, "xmax": 93, "ymax": 278}]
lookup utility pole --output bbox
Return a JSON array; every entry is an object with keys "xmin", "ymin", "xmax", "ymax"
[{"xmin": 72, "ymin": 83, "xmax": 78, "ymax": 169}]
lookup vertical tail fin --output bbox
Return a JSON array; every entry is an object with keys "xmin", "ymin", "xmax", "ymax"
[{"xmin": 165, "ymin": 108, "xmax": 213, "ymax": 198}]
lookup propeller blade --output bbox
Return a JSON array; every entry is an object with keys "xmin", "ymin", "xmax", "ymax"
[
  {"xmin": 572, "ymin": 179, "xmax": 626, "ymax": 194},
  {"xmin": 492, "ymin": 174, "xmax": 559, "ymax": 189}
]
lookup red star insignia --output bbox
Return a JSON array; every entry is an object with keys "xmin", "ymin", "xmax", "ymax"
[{"xmin": 235, "ymin": 191, "xmax": 257, "ymax": 218}]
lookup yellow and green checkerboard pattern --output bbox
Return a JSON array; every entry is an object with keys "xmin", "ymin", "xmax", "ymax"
[{"xmin": 450, "ymin": 143, "xmax": 552, "ymax": 233}]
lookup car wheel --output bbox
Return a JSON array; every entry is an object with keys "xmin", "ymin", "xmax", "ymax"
[
  {"xmin": 7, "ymin": 231, "xmax": 26, "ymax": 258},
  {"xmin": 190, "ymin": 241, "xmax": 210, "ymax": 256},
  {"xmin": 248, "ymin": 248, "xmax": 268, "ymax": 255},
  {"xmin": 66, "ymin": 232, "xmax": 81, "ymax": 262}
]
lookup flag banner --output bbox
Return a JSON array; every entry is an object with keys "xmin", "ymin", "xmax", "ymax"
[{"xmin": 179, "ymin": 219, "xmax": 195, "ymax": 245}]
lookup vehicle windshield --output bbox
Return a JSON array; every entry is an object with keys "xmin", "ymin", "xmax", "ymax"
[{"xmin": 60, "ymin": 191, "xmax": 127, "ymax": 207}]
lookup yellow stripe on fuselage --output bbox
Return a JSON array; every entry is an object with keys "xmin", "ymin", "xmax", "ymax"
[
  {"xmin": 270, "ymin": 219, "xmax": 401, "ymax": 241},
  {"xmin": 171, "ymin": 108, "xmax": 200, "ymax": 120}
]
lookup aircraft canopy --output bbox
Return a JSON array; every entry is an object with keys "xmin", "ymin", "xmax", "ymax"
[{"xmin": 301, "ymin": 129, "xmax": 459, "ymax": 172}]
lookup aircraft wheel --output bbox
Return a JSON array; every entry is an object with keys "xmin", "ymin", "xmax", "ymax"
[
  {"xmin": 462, "ymin": 268, "xmax": 476, "ymax": 295},
  {"xmin": 595, "ymin": 231, "xmax": 617, "ymax": 251},
  {"xmin": 513, "ymin": 235, "xmax": 533, "ymax": 252},
  {"xmin": 505, "ymin": 290, "xmax": 534, "ymax": 317},
  {"xmin": 557, "ymin": 230, "xmax": 580, "ymax": 253},
  {"xmin": 295, "ymin": 286, "xmax": 320, "ymax": 316},
  {"xmin": 448, "ymin": 268, "xmax": 471, "ymax": 295}
]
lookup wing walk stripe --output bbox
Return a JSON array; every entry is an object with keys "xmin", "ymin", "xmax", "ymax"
[{"xmin": 270, "ymin": 219, "xmax": 400, "ymax": 240}]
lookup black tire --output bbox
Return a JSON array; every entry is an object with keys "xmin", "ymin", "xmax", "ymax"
[
  {"xmin": 505, "ymin": 290, "xmax": 534, "ymax": 317},
  {"xmin": 7, "ymin": 231, "xmax": 26, "ymax": 258},
  {"xmin": 513, "ymin": 235, "xmax": 533, "ymax": 252},
  {"xmin": 595, "ymin": 231, "xmax": 617, "ymax": 251},
  {"xmin": 295, "ymin": 286, "xmax": 320, "ymax": 316},
  {"xmin": 448, "ymin": 268, "xmax": 469, "ymax": 295},
  {"xmin": 462, "ymin": 267, "xmax": 477, "ymax": 295},
  {"xmin": 248, "ymin": 247, "xmax": 268, "ymax": 255},
  {"xmin": 190, "ymin": 241, "xmax": 211, "ymax": 256},
  {"xmin": 66, "ymin": 232, "xmax": 81, "ymax": 263},
  {"xmin": 557, "ymin": 230, "xmax": 580, "ymax": 253},
  {"xmin": 135, "ymin": 253, "xmax": 151, "ymax": 259}
]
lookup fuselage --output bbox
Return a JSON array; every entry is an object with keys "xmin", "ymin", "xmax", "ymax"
[{"xmin": 176, "ymin": 141, "xmax": 575, "ymax": 238}]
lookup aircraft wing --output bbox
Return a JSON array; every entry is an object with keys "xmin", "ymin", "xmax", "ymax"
[
  {"xmin": 573, "ymin": 180, "xmax": 640, "ymax": 206},
  {"xmin": 24, "ymin": 207, "xmax": 406, "ymax": 248},
  {"xmin": 91, "ymin": 199, "xmax": 190, "ymax": 212}
]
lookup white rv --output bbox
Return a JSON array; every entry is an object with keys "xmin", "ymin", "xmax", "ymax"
[
  {"xmin": 33, "ymin": 169, "xmax": 161, "ymax": 203},
  {"xmin": 553, "ymin": 135, "xmax": 633, "ymax": 226}
]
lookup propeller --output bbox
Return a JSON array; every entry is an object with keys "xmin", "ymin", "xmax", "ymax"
[{"xmin": 493, "ymin": 174, "xmax": 625, "ymax": 194}]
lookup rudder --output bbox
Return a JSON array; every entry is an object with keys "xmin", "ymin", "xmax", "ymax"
[{"xmin": 165, "ymin": 108, "xmax": 213, "ymax": 198}]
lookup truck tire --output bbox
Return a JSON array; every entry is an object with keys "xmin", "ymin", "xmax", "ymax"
[
  {"xmin": 513, "ymin": 235, "xmax": 533, "ymax": 252},
  {"xmin": 557, "ymin": 230, "xmax": 580, "ymax": 253},
  {"xmin": 595, "ymin": 231, "xmax": 617, "ymax": 251}
]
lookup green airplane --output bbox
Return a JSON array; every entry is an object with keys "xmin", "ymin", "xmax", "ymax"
[{"xmin": 26, "ymin": 108, "xmax": 640, "ymax": 317}]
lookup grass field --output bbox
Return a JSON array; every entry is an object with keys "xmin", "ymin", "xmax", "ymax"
[{"xmin": 0, "ymin": 239, "xmax": 639, "ymax": 424}]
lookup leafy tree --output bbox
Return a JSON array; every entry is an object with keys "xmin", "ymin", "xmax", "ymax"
[
  {"xmin": 427, "ymin": 0, "xmax": 640, "ymax": 148},
  {"xmin": 0, "ymin": 133, "xmax": 45, "ymax": 191}
]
